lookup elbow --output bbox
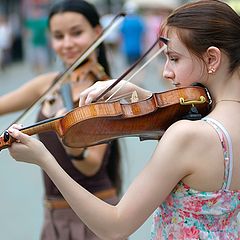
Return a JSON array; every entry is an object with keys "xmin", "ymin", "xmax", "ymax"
[
  {"xmin": 91, "ymin": 208, "xmax": 135, "ymax": 240},
  {"xmin": 94, "ymin": 223, "xmax": 130, "ymax": 240},
  {"xmin": 97, "ymin": 223, "xmax": 132, "ymax": 240}
]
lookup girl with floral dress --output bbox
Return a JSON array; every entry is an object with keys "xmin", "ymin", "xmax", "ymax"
[{"xmin": 6, "ymin": 0, "xmax": 240, "ymax": 239}]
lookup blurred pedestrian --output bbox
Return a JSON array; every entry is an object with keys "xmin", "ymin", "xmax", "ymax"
[
  {"xmin": 24, "ymin": 7, "xmax": 49, "ymax": 74},
  {"xmin": 0, "ymin": 14, "xmax": 12, "ymax": 70},
  {"xmin": 9, "ymin": 13, "xmax": 23, "ymax": 62},
  {"xmin": 119, "ymin": 2, "xmax": 145, "ymax": 66}
]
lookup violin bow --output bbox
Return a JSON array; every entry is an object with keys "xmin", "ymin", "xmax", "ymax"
[
  {"xmin": 2, "ymin": 12, "xmax": 126, "ymax": 133},
  {"xmin": 105, "ymin": 44, "xmax": 167, "ymax": 102},
  {"xmin": 93, "ymin": 36, "xmax": 169, "ymax": 103}
]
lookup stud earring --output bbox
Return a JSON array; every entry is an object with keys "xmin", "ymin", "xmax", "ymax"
[{"xmin": 208, "ymin": 67, "xmax": 215, "ymax": 74}]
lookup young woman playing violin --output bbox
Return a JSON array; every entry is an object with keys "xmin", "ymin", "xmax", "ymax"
[
  {"xmin": 6, "ymin": 0, "xmax": 240, "ymax": 239},
  {"xmin": 0, "ymin": 1, "xmax": 122, "ymax": 239}
]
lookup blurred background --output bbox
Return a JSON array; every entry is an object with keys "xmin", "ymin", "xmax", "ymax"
[
  {"xmin": 0, "ymin": 0, "xmax": 239, "ymax": 239},
  {"xmin": 0, "ymin": 0, "xmax": 238, "ymax": 73}
]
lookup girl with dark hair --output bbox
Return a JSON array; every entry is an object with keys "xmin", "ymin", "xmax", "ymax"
[
  {"xmin": 7, "ymin": 0, "xmax": 240, "ymax": 239},
  {"xmin": 0, "ymin": 1, "xmax": 121, "ymax": 239}
]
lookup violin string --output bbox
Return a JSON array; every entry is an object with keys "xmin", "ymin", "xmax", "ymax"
[
  {"xmin": 105, "ymin": 44, "xmax": 167, "ymax": 102},
  {"xmin": 105, "ymin": 91, "xmax": 135, "ymax": 102}
]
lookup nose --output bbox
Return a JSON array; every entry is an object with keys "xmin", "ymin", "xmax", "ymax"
[
  {"xmin": 163, "ymin": 64, "xmax": 174, "ymax": 82},
  {"xmin": 62, "ymin": 35, "xmax": 74, "ymax": 48}
]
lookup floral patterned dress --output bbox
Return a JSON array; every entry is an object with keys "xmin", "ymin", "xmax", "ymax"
[{"xmin": 150, "ymin": 117, "xmax": 240, "ymax": 240}]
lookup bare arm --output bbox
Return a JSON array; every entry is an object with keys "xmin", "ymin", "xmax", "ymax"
[{"xmin": 0, "ymin": 72, "xmax": 58, "ymax": 115}]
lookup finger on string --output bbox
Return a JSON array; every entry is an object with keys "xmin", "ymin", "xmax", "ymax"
[{"xmin": 10, "ymin": 123, "xmax": 23, "ymax": 130}]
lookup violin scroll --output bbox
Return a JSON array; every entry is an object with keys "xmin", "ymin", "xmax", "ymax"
[{"xmin": 0, "ymin": 131, "xmax": 12, "ymax": 151}]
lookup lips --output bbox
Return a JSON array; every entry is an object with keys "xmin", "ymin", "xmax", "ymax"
[{"xmin": 64, "ymin": 53, "xmax": 78, "ymax": 58}]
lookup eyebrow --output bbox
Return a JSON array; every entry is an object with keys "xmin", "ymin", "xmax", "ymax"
[
  {"xmin": 164, "ymin": 49, "xmax": 177, "ymax": 55},
  {"xmin": 52, "ymin": 24, "xmax": 83, "ymax": 33},
  {"xmin": 70, "ymin": 25, "xmax": 83, "ymax": 30}
]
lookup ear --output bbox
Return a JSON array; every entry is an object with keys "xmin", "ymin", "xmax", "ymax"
[
  {"xmin": 94, "ymin": 25, "xmax": 102, "ymax": 36},
  {"xmin": 204, "ymin": 46, "xmax": 221, "ymax": 73}
]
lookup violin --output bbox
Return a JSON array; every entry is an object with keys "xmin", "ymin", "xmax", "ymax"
[
  {"xmin": 0, "ymin": 86, "xmax": 212, "ymax": 151},
  {"xmin": 45, "ymin": 58, "xmax": 110, "ymax": 116}
]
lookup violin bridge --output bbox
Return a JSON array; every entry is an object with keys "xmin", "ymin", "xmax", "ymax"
[{"xmin": 130, "ymin": 91, "xmax": 139, "ymax": 103}]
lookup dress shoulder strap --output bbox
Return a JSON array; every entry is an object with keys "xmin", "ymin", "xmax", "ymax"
[{"xmin": 202, "ymin": 117, "xmax": 233, "ymax": 190}]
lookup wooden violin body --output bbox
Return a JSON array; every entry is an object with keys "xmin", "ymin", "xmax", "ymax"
[
  {"xmin": 0, "ymin": 86, "xmax": 211, "ymax": 150},
  {"xmin": 44, "ymin": 59, "xmax": 109, "ymax": 117}
]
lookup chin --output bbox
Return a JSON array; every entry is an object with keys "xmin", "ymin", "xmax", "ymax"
[{"xmin": 65, "ymin": 59, "xmax": 76, "ymax": 66}]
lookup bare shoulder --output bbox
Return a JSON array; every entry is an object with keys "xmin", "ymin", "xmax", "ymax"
[
  {"xmin": 161, "ymin": 119, "xmax": 211, "ymax": 146},
  {"xmin": 142, "ymin": 119, "xmax": 215, "ymax": 201},
  {"xmin": 155, "ymin": 119, "xmax": 216, "ymax": 173}
]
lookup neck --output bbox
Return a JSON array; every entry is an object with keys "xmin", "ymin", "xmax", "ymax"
[{"xmin": 209, "ymin": 71, "xmax": 240, "ymax": 106}]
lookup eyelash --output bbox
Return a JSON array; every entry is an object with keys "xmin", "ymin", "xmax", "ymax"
[
  {"xmin": 53, "ymin": 35, "xmax": 63, "ymax": 40},
  {"xmin": 72, "ymin": 31, "xmax": 82, "ymax": 36},
  {"xmin": 53, "ymin": 31, "xmax": 82, "ymax": 40},
  {"xmin": 169, "ymin": 56, "xmax": 178, "ymax": 62}
]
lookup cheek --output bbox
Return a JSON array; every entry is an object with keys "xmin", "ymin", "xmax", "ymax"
[
  {"xmin": 182, "ymin": 67, "xmax": 202, "ymax": 85},
  {"xmin": 75, "ymin": 33, "xmax": 96, "ymax": 47},
  {"xmin": 51, "ymin": 39, "xmax": 62, "ymax": 54},
  {"xmin": 81, "ymin": 29, "xmax": 100, "ymax": 44},
  {"xmin": 176, "ymin": 60, "xmax": 199, "ymax": 84}
]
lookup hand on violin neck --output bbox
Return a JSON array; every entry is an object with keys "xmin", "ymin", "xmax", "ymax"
[{"xmin": 7, "ymin": 125, "xmax": 54, "ymax": 168}]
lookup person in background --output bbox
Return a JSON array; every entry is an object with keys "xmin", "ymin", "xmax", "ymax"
[
  {"xmin": 9, "ymin": 13, "xmax": 23, "ymax": 62},
  {"xmin": 119, "ymin": 2, "xmax": 145, "ymax": 66},
  {"xmin": 0, "ymin": 14, "xmax": 12, "ymax": 70},
  {"xmin": 24, "ymin": 7, "xmax": 49, "ymax": 74},
  {"xmin": 7, "ymin": 0, "xmax": 240, "ymax": 239},
  {"xmin": 0, "ymin": 1, "xmax": 122, "ymax": 239}
]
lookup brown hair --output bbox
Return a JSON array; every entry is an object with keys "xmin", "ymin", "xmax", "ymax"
[{"xmin": 161, "ymin": 0, "xmax": 240, "ymax": 74}]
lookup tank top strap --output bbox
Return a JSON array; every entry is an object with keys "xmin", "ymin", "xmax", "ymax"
[{"xmin": 202, "ymin": 117, "xmax": 233, "ymax": 190}]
